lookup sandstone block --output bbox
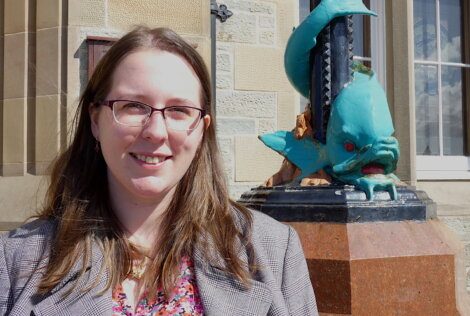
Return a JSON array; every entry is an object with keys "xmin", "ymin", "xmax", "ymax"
[
  {"xmin": 216, "ymin": 74, "xmax": 233, "ymax": 90},
  {"xmin": 217, "ymin": 118, "xmax": 256, "ymax": 136},
  {"xmin": 217, "ymin": 137, "xmax": 233, "ymax": 161},
  {"xmin": 217, "ymin": 13, "xmax": 256, "ymax": 43},
  {"xmin": 259, "ymin": 16, "xmax": 275, "ymax": 28},
  {"xmin": 4, "ymin": 0, "xmax": 28, "ymax": 34},
  {"xmin": 35, "ymin": 95, "xmax": 61, "ymax": 165},
  {"xmin": 4, "ymin": 33, "xmax": 28, "ymax": 99},
  {"xmin": 224, "ymin": 0, "xmax": 275, "ymax": 14},
  {"xmin": 234, "ymin": 45, "xmax": 290, "ymax": 91},
  {"xmin": 37, "ymin": 0, "xmax": 62, "ymax": 29},
  {"xmin": 216, "ymin": 44, "xmax": 233, "ymax": 52},
  {"xmin": 258, "ymin": 119, "xmax": 276, "ymax": 135},
  {"xmin": 277, "ymin": 0, "xmax": 297, "ymax": 44},
  {"xmin": 259, "ymin": 30, "xmax": 275, "ymax": 45},
  {"xmin": 216, "ymin": 137, "xmax": 234, "ymax": 182},
  {"xmin": 0, "ymin": 175, "xmax": 46, "ymax": 225},
  {"xmin": 108, "ymin": 0, "xmax": 205, "ymax": 34},
  {"xmin": 68, "ymin": 0, "xmax": 105, "ymax": 27},
  {"xmin": 2, "ymin": 98, "xmax": 26, "ymax": 167},
  {"xmin": 36, "ymin": 28, "xmax": 62, "ymax": 96},
  {"xmin": 216, "ymin": 52, "xmax": 232, "ymax": 72},
  {"xmin": 277, "ymin": 91, "xmax": 298, "ymax": 130},
  {"xmin": 235, "ymin": 135, "xmax": 282, "ymax": 181},
  {"xmin": 216, "ymin": 90, "xmax": 276, "ymax": 118}
]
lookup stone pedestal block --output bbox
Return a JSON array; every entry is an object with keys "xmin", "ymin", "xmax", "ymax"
[{"xmin": 291, "ymin": 220, "xmax": 467, "ymax": 315}]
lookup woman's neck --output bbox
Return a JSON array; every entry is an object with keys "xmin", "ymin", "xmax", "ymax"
[{"xmin": 108, "ymin": 182, "xmax": 176, "ymax": 249}]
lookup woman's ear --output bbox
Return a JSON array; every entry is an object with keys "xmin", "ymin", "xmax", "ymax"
[
  {"xmin": 203, "ymin": 115, "xmax": 211, "ymax": 130},
  {"xmin": 89, "ymin": 104, "xmax": 101, "ymax": 140}
]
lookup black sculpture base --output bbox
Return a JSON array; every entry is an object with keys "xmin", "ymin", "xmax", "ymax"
[{"xmin": 238, "ymin": 185, "xmax": 436, "ymax": 223}]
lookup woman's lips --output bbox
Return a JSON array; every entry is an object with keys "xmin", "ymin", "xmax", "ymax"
[{"xmin": 361, "ymin": 163, "xmax": 385, "ymax": 175}]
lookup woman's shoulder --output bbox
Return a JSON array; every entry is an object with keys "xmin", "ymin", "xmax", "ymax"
[
  {"xmin": 1, "ymin": 218, "xmax": 56, "ymax": 264},
  {"xmin": 249, "ymin": 209, "xmax": 290, "ymax": 238},
  {"xmin": 245, "ymin": 209, "xmax": 299, "ymax": 253},
  {"xmin": 2, "ymin": 218, "xmax": 56, "ymax": 241}
]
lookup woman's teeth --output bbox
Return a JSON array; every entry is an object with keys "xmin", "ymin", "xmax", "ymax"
[{"xmin": 135, "ymin": 154, "xmax": 165, "ymax": 164}]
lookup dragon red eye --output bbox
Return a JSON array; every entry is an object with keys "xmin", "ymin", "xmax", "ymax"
[{"xmin": 344, "ymin": 142, "xmax": 356, "ymax": 152}]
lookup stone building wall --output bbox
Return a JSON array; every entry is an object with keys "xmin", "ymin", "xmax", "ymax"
[{"xmin": 214, "ymin": 0, "xmax": 299, "ymax": 198}]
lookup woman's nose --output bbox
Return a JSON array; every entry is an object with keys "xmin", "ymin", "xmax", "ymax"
[{"xmin": 141, "ymin": 112, "xmax": 168, "ymax": 142}]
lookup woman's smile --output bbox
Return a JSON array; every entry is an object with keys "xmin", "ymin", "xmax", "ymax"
[{"xmin": 129, "ymin": 152, "xmax": 172, "ymax": 168}]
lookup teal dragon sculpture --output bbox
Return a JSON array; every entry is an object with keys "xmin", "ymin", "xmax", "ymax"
[{"xmin": 259, "ymin": 0, "xmax": 401, "ymax": 200}]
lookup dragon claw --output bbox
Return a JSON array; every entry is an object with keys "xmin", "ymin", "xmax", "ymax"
[
  {"xmin": 364, "ymin": 184, "xmax": 375, "ymax": 201},
  {"xmin": 387, "ymin": 183, "xmax": 398, "ymax": 200},
  {"xmin": 351, "ymin": 174, "xmax": 399, "ymax": 201}
]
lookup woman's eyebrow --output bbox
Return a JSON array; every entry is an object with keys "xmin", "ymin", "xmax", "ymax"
[
  {"xmin": 114, "ymin": 93, "xmax": 148, "ymax": 101},
  {"xmin": 166, "ymin": 98, "xmax": 198, "ymax": 106}
]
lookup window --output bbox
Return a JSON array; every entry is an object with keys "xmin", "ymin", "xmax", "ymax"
[
  {"xmin": 87, "ymin": 36, "xmax": 117, "ymax": 79},
  {"xmin": 414, "ymin": 0, "xmax": 470, "ymax": 179},
  {"xmin": 298, "ymin": 0, "xmax": 386, "ymax": 111}
]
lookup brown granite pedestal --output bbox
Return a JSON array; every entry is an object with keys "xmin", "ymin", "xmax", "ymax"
[
  {"xmin": 291, "ymin": 220, "xmax": 469, "ymax": 315},
  {"xmin": 239, "ymin": 186, "xmax": 470, "ymax": 315}
]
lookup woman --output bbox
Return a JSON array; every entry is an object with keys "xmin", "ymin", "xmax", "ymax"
[{"xmin": 0, "ymin": 27, "xmax": 318, "ymax": 316}]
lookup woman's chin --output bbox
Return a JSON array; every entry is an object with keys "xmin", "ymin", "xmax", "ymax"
[{"xmin": 129, "ymin": 178, "xmax": 177, "ymax": 201}]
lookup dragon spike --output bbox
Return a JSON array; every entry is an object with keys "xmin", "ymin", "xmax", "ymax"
[
  {"xmin": 284, "ymin": 0, "xmax": 376, "ymax": 99},
  {"xmin": 348, "ymin": 15, "xmax": 355, "ymax": 79}
]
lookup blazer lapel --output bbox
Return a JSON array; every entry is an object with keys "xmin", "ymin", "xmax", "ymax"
[
  {"xmin": 31, "ymin": 243, "xmax": 112, "ymax": 316},
  {"xmin": 193, "ymin": 239, "xmax": 273, "ymax": 316}
]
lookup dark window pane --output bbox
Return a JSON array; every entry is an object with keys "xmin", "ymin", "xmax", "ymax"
[
  {"xmin": 414, "ymin": 0, "xmax": 437, "ymax": 60},
  {"xmin": 415, "ymin": 64, "xmax": 440, "ymax": 155},
  {"xmin": 352, "ymin": 14, "xmax": 365, "ymax": 57},
  {"xmin": 442, "ymin": 66, "xmax": 464, "ymax": 155},
  {"xmin": 299, "ymin": 0, "xmax": 310, "ymax": 22},
  {"xmin": 440, "ymin": 0, "xmax": 462, "ymax": 63}
]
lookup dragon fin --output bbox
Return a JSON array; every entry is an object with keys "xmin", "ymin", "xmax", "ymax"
[{"xmin": 259, "ymin": 131, "xmax": 328, "ymax": 178}]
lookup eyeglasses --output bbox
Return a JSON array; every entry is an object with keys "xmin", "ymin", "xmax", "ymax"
[{"xmin": 101, "ymin": 100, "xmax": 206, "ymax": 131}]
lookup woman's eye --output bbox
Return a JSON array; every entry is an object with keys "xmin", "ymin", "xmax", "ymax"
[
  {"xmin": 344, "ymin": 141, "xmax": 356, "ymax": 152},
  {"xmin": 167, "ymin": 107, "xmax": 192, "ymax": 116},
  {"xmin": 173, "ymin": 106, "xmax": 189, "ymax": 112},
  {"xmin": 124, "ymin": 102, "xmax": 145, "ymax": 110},
  {"xmin": 120, "ymin": 102, "xmax": 148, "ymax": 114}
]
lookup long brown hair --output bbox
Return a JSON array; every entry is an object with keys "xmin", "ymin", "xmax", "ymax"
[{"xmin": 37, "ymin": 27, "xmax": 254, "ymax": 296}]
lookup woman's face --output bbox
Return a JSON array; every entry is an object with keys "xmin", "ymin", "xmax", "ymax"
[{"xmin": 90, "ymin": 49, "xmax": 210, "ymax": 206}]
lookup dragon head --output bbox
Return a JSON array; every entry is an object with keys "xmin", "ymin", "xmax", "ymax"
[{"xmin": 326, "ymin": 71, "xmax": 400, "ymax": 199}]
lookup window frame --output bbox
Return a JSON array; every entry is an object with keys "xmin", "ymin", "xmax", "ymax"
[{"xmin": 414, "ymin": 0, "xmax": 470, "ymax": 180}]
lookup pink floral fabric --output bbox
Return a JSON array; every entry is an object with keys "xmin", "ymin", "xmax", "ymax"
[{"xmin": 112, "ymin": 257, "xmax": 204, "ymax": 316}]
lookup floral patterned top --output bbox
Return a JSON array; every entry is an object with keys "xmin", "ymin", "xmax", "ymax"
[{"xmin": 112, "ymin": 256, "xmax": 204, "ymax": 316}]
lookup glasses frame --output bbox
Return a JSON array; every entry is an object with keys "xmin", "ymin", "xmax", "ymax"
[{"xmin": 100, "ymin": 99, "xmax": 207, "ymax": 131}]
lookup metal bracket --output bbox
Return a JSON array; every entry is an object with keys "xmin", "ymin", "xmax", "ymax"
[{"xmin": 210, "ymin": 2, "xmax": 233, "ymax": 23}]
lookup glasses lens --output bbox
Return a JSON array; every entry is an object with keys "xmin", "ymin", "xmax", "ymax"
[
  {"xmin": 113, "ymin": 101, "xmax": 150, "ymax": 126},
  {"xmin": 164, "ymin": 106, "xmax": 202, "ymax": 131}
]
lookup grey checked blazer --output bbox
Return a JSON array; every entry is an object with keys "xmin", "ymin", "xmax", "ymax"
[{"xmin": 0, "ymin": 210, "xmax": 318, "ymax": 316}]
